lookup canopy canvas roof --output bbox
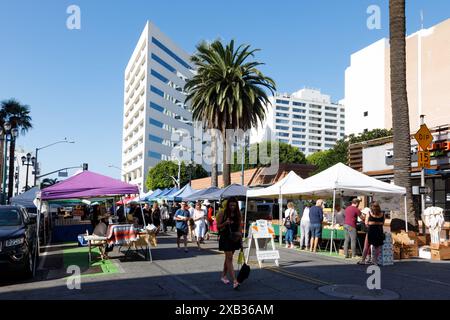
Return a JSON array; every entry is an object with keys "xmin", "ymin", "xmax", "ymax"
[
  {"xmin": 168, "ymin": 184, "xmax": 196, "ymax": 201},
  {"xmin": 10, "ymin": 187, "xmax": 40, "ymax": 208},
  {"xmin": 246, "ymin": 171, "xmax": 304, "ymax": 198},
  {"xmin": 184, "ymin": 187, "xmax": 220, "ymax": 201},
  {"xmin": 201, "ymin": 184, "xmax": 248, "ymax": 201},
  {"xmin": 40, "ymin": 171, "xmax": 139, "ymax": 201},
  {"xmin": 283, "ymin": 162, "xmax": 406, "ymax": 198}
]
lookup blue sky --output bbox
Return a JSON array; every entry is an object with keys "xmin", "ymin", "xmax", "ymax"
[{"xmin": 0, "ymin": 0, "xmax": 449, "ymax": 181}]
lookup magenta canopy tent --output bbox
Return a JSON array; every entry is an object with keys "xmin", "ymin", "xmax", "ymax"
[{"xmin": 40, "ymin": 170, "xmax": 139, "ymax": 201}]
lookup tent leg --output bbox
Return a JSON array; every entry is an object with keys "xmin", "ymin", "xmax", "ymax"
[
  {"xmin": 404, "ymin": 196, "xmax": 408, "ymax": 233},
  {"xmin": 330, "ymin": 189, "xmax": 336, "ymax": 254},
  {"xmin": 139, "ymin": 203, "xmax": 146, "ymax": 228},
  {"xmin": 244, "ymin": 196, "xmax": 248, "ymax": 240},
  {"xmin": 279, "ymin": 192, "xmax": 283, "ymax": 246},
  {"xmin": 34, "ymin": 200, "xmax": 43, "ymax": 277}
]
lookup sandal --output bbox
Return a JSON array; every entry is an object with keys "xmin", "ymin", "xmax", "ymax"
[
  {"xmin": 233, "ymin": 281, "xmax": 240, "ymax": 290},
  {"xmin": 221, "ymin": 277, "xmax": 230, "ymax": 284}
]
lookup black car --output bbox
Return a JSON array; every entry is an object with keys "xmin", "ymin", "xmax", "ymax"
[{"xmin": 0, "ymin": 205, "xmax": 38, "ymax": 277}]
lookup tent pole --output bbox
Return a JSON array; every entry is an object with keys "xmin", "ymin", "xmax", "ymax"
[
  {"xmin": 34, "ymin": 199, "xmax": 43, "ymax": 277},
  {"xmin": 279, "ymin": 189, "xmax": 283, "ymax": 246},
  {"xmin": 139, "ymin": 202, "xmax": 146, "ymax": 228},
  {"xmin": 330, "ymin": 189, "xmax": 336, "ymax": 254},
  {"xmin": 404, "ymin": 195, "xmax": 408, "ymax": 232},
  {"xmin": 243, "ymin": 195, "xmax": 248, "ymax": 240}
]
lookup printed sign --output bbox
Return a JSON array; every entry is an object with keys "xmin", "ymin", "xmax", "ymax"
[{"xmin": 414, "ymin": 124, "xmax": 433, "ymax": 150}]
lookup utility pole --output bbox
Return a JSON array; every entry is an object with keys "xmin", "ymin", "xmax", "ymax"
[{"xmin": 420, "ymin": 115, "xmax": 426, "ymax": 235}]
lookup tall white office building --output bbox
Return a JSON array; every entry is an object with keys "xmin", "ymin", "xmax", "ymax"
[
  {"xmin": 122, "ymin": 21, "xmax": 194, "ymax": 191},
  {"xmin": 251, "ymin": 88, "xmax": 345, "ymax": 156}
]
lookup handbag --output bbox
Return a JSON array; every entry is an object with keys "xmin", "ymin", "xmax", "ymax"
[
  {"xmin": 284, "ymin": 217, "xmax": 293, "ymax": 229},
  {"xmin": 237, "ymin": 263, "xmax": 251, "ymax": 284}
]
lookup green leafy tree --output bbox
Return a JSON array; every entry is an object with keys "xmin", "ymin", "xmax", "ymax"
[
  {"xmin": 145, "ymin": 161, "xmax": 208, "ymax": 191},
  {"xmin": 0, "ymin": 99, "xmax": 32, "ymax": 200},
  {"xmin": 185, "ymin": 39, "xmax": 275, "ymax": 187},
  {"xmin": 230, "ymin": 141, "xmax": 306, "ymax": 172},
  {"xmin": 40, "ymin": 178, "xmax": 58, "ymax": 189},
  {"xmin": 307, "ymin": 128, "xmax": 393, "ymax": 174}
]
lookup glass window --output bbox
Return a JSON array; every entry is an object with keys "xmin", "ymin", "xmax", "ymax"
[
  {"xmin": 325, "ymin": 119, "xmax": 337, "ymax": 123},
  {"xmin": 150, "ymin": 85, "xmax": 164, "ymax": 97},
  {"xmin": 152, "ymin": 37, "xmax": 193, "ymax": 70},
  {"xmin": 276, "ymin": 112, "xmax": 289, "ymax": 118},
  {"xmin": 292, "ymin": 108, "xmax": 306, "ymax": 113},
  {"xmin": 276, "ymin": 106, "xmax": 289, "ymax": 111},
  {"xmin": 340, "ymin": 114, "xmax": 345, "ymax": 118},
  {"xmin": 279, "ymin": 139, "xmax": 289, "ymax": 143},
  {"xmin": 149, "ymin": 118, "xmax": 164, "ymax": 128},
  {"xmin": 325, "ymin": 106, "xmax": 337, "ymax": 111},
  {"xmin": 151, "ymin": 53, "xmax": 176, "ymax": 73},
  {"xmin": 151, "ymin": 69, "xmax": 169, "ymax": 84},
  {"xmin": 309, "ymin": 117, "xmax": 321, "ymax": 122},
  {"xmin": 293, "ymin": 115, "xmax": 306, "ymax": 120},
  {"xmin": 276, "ymin": 126, "xmax": 289, "ymax": 131},
  {"xmin": 325, "ymin": 112, "xmax": 336, "ymax": 117},
  {"xmin": 276, "ymin": 99, "xmax": 289, "ymax": 105},
  {"xmin": 150, "ymin": 101, "xmax": 164, "ymax": 113},
  {"xmin": 292, "ymin": 134, "xmax": 306, "ymax": 139},
  {"xmin": 148, "ymin": 151, "xmax": 162, "ymax": 160},
  {"xmin": 292, "ymin": 140, "xmax": 305, "ymax": 145},
  {"xmin": 149, "ymin": 134, "xmax": 163, "ymax": 143},
  {"xmin": 276, "ymin": 119, "xmax": 289, "ymax": 124},
  {"xmin": 277, "ymin": 132, "xmax": 289, "ymax": 137},
  {"xmin": 0, "ymin": 208, "xmax": 21, "ymax": 226},
  {"xmin": 293, "ymin": 127, "xmax": 305, "ymax": 131},
  {"xmin": 325, "ymin": 125, "xmax": 337, "ymax": 129},
  {"xmin": 293, "ymin": 102, "xmax": 306, "ymax": 107},
  {"xmin": 325, "ymin": 144, "xmax": 335, "ymax": 148},
  {"xmin": 292, "ymin": 121, "xmax": 306, "ymax": 127}
]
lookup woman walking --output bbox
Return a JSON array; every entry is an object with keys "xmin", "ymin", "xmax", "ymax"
[
  {"xmin": 151, "ymin": 202, "xmax": 161, "ymax": 233},
  {"xmin": 283, "ymin": 202, "xmax": 298, "ymax": 249},
  {"xmin": 367, "ymin": 202, "xmax": 385, "ymax": 265},
  {"xmin": 216, "ymin": 197, "xmax": 242, "ymax": 290},
  {"xmin": 193, "ymin": 202, "xmax": 207, "ymax": 249},
  {"xmin": 299, "ymin": 203, "xmax": 311, "ymax": 250}
]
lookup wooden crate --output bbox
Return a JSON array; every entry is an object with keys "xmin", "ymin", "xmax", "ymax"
[
  {"xmin": 431, "ymin": 246, "xmax": 450, "ymax": 261},
  {"xmin": 400, "ymin": 245, "xmax": 419, "ymax": 259},
  {"xmin": 417, "ymin": 234, "xmax": 430, "ymax": 247}
]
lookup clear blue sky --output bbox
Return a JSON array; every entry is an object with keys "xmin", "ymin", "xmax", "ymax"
[{"xmin": 0, "ymin": 0, "xmax": 449, "ymax": 181}]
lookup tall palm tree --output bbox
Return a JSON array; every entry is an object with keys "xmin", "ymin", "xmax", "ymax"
[
  {"xmin": 389, "ymin": 0, "xmax": 416, "ymax": 230},
  {"xmin": 40, "ymin": 178, "xmax": 58, "ymax": 189},
  {"xmin": 0, "ymin": 99, "xmax": 32, "ymax": 201},
  {"xmin": 185, "ymin": 40, "xmax": 275, "ymax": 187}
]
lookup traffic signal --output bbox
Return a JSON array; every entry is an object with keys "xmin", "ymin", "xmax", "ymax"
[{"xmin": 82, "ymin": 163, "xmax": 88, "ymax": 171}]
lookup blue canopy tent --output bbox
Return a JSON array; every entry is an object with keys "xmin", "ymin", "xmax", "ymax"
[
  {"xmin": 201, "ymin": 184, "xmax": 248, "ymax": 201},
  {"xmin": 10, "ymin": 186, "xmax": 40, "ymax": 210},
  {"xmin": 148, "ymin": 188, "xmax": 169, "ymax": 201},
  {"xmin": 144, "ymin": 189, "xmax": 162, "ymax": 201},
  {"xmin": 184, "ymin": 187, "xmax": 221, "ymax": 201},
  {"xmin": 168, "ymin": 184, "xmax": 196, "ymax": 202},
  {"xmin": 161, "ymin": 187, "xmax": 179, "ymax": 200}
]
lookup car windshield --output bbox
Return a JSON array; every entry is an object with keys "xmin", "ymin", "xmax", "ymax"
[{"xmin": 0, "ymin": 208, "xmax": 22, "ymax": 226}]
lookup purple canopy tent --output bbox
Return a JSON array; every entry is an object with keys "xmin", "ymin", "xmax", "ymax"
[{"xmin": 41, "ymin": 170, "xmax": 139, "ymax": 200}]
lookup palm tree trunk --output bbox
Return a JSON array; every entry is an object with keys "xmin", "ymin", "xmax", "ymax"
[
  {"xmin": 210, "ymin": 130, "xmax": 218, "ymax": 187},
  {"xmin": 389, "ymin": 0, "xmax": 417, "ymax": 231},
  {"xmin": 222, "ymin": 129, "xmax": 231, "ymax": 187},
  {"xmin": 7, "ymin": 138, "xmax": 15, "ymax": 200}
]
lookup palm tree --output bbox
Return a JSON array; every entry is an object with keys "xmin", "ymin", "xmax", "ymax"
[
  {"xmin": 0, "ymin": 99, "xmax": 32, "ymax": 201},
  {"xmin": 389, "ymin": 0, "xmax": 416, "ymax": 230},
  {"xmin": 40, "ymin": 178, "xmax": 58, "ymax": 189},
  {"xmin": 185, "ymin": 40, "xmax": 275, "ymax": 187}
]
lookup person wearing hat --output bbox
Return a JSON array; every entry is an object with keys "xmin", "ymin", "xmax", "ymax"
[
  {"xmin": 93, "ymin": 213, "xmax": 111, "ymax": 259},
  {"xmin": 343, "ymin": 198, "xmax": 363, "ymax": 259},
  {"xmin": 203, "ymin": 200, "xmax": 213, "ymax": 241}
]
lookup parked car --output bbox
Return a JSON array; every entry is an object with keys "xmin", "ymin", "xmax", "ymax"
[{"xmin": 0, "ymin": 205, "xmax": 38, "ymax": 277}]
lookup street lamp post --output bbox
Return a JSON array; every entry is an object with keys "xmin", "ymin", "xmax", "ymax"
[
  {"xmin": 21, "ymin": 153, "xmax": 36, "ymax": 192},
  {"xmin": 0, "ymin": 122, "xmax": 18, "ymax": 204},
  {"xmin": 34, "ymin": 138, "xmax": 75, "ymax": 187}
]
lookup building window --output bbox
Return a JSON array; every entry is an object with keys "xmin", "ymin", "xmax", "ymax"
[
  {"xmin": 292, "ymin": 108, "xmax": 306, "ymax": 114},
  {"xmin": 148, "ymin": 151, "xmax": 162, "ymax": 160},
  {"xmin": 293, "ymin": 127, "xmax": 306, "ymax": 131},
  {"xmin": 309, "ymin": 117, "xmax": 321, "ymax": 122},
  {"xmin": 149, "ymin": 118, "xmax": 164, "ymax": 128},
  {"xmin": 150, "ymin": 101, "xmax": 164, "ymax": 113},
  {"xmin": 277, "ymin": 132, "xmax": 289, "ymax": 137},
  {"xmin": 292, "ymin": 121, "xmax": 306, "ymax": 127},
  {"xmin": 364, "ymin": 129, "xmax": 368, "ymax": 133},
  {"xmin": 151, "ymin": 53, "xmax": 176, "ymax": 73},
  {"xmin": 151, "ymin": 69, "xmax": 169, "ymax": 84},
  {"xmin": 152, "ymin": 37, "xmax": 193, "ymax": 70},
  {"xmin": 276, "ymin": 125, "xmax": 289, "ymax": 131},
  {"xmin": 292, "ymin": 140, "xmax": 305, "ymax": 146},
  {"xmin": 276, "ymin": 119, "xmax": 289, "ymax": 124},
  {"xmin": 325, "ymin": 125, "xmax": 337, "ymax": 130},
  {"xmin": 293, "ymin": 115, "xmax": 306, "ymax": 120},
  {"xmin": 325, "ymin": 119, "xmax": 337, "ymax": 123},
  {"xmin": 325, "ymin": 144, "xmax": 335, "ymax": 148},
  {"xmin": 364, "ymin": 111, "xmax": 368, "ymax": 117},
  {"xmin": 276, "ymin": 99, "xmax": 289, "ymax": 105},
  {"xmin": 149, "ymin": 134, "xmax": 163, "ymax": 143},
  {"xmin": 279, "ymin": 139, "xmax": 289, "ymax": 144},
  {"xmin": 276, "ymin": 112, "xmax": 289, "ymax": 118},
  {"xmin": 293, "ymin": 102, "xmax": 306, "ymax": 107},
  {"xmin": 276, "ymin": 106, "xmax": 289, "ymax": 112},
  {"xmin": 310, "ymin": 104, "xmax": 322, "ymax": 110},
  {"xmin": 309, "ymin": 111, "xmax": 322, "ymax": 116},
  {"xmin": 325, "ymin": 112, "xmax": 336, "ymax": 117},
  {"xmin": 150, "ymin": 85, "xmax": 164, "ymax": 97},
  {"xmin": 292, "ymin": 134, "xmax": 306, "ymax": 139},
  {"xmin": 325, "ymin": 106, "xmax": 337, "ymax": 111},
  {"xmin": 340, "ymin": 114, "xmax": 345, "ymax": 118}
]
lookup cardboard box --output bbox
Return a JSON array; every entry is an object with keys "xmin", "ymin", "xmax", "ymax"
[
  {"xmin": 431, "ymin": 246, "xmax": 450, "ymax": 261},
  {"xmin": 401, "ymin": 245, "xmax": 419, "ymax": 259},
  {"xmin": 417, "ymin": 234, "xmax": 430, "ymax": 247},
  {"xmin": 393, "ymin": 244, "xmax": 401, "ymax": 260},
  {"xmin": 392, "ymin": 231, "xmax": 417, "ymax": 246},
  {"xmin": 430, "ymin": 243, "xmax": 441, "ymax": 250}
]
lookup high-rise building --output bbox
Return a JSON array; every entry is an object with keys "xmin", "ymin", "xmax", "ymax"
[
  {"xmin": 122, "ymin": 22, "xmax": 194, "ymax": 191},
  {"xmin": 344, "ymin": 18, "xmax": 450, "ymax": 136},
  {"xmin": 251, "ymin": 88, "xmax": 345, "ymax": 156}
]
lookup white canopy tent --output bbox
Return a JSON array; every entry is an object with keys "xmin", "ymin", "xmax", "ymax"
[{"xmin": 245, "ymin": 171, "xmax": 304, "ymax": 242}]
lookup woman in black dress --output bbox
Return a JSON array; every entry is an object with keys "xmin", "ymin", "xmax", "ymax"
[
  {"xmin": 216, "ymin": 197, "xmax": 242, "ymax": 289},
  {"xmin": 151, "ymin": 202, "xmax": 161, "ymax": 233},
  {"xmin": 367, "ymin": 202, "xmax": 385, "ymax": 265}
]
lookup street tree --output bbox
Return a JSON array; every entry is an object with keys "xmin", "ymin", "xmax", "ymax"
[
  {"xmin": 146, "ymin": 160, "xmax": 208, "ymax": 190},
  {"xmin": 185, "ymin": 39, "xmax": 275, "ymax": 187}
]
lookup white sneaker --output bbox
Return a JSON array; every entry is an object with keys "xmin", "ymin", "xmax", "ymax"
[{"xmin": 285, "ymin": 244, "xmax": 289, "ymax": 248}]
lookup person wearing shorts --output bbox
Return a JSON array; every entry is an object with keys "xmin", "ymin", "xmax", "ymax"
[
  {"xmin": 174, "ymin": 202, "xmax": 190, "ymax": 252},
  {"xmin": 309, "ymin": 199, "xmax": 324, "ymax": 253}
]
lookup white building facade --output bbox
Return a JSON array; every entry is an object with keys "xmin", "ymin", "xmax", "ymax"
[
  {"xmin": 5, "ymin": 146, "xmax": 37, "ymax": 196},
  {"xmin": 251, "ymin": 88, "xmax": 345, "ymax": 156},
  {"xmin": 122, "ymin": 22, "xmax": 194, "ymax": 192},
  {"xmin": 344, "ymin": 18, "xmax": 450, "ymax": 136}
]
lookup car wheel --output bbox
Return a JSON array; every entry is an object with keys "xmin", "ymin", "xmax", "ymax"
[{"xmin": 22, "ymin": 250, "xmax": 34, "ymax": 279}]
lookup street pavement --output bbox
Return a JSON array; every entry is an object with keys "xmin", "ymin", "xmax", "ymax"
[{"xmin": 1, "ymin": 231, "xmax": 450, "ymax": 300}]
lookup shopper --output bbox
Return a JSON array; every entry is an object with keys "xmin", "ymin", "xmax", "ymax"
[
  {"xmin": 193, "ymin": 202, "xmax": 207, "ymax": 249},
  {"xmin": 174, "ymin": 202, "xmax": 190, "ymax": 252},
  {"xmin": 283, "ymin": 202, "xmax": 298, "ymax": 249},
  {"xmin": 142, "ymin": 203, "xmax": 151, "ymax": 225},
  {"xmin": 367, "ymin": 202, "xmax": 385, "ymax": 265},
  {"xmin": 334, "ymin": 204, "xmax": 346, "ymax": 226},
  {"xmin": 187, "ymin": 202, "xmax": 196, "ymax": 242},
  {"xmin": 217, "ymin": 197, "xmax": 242, "ymax": 289},
  {"xmin": 309, "ymin": 199, "xmax": 324, "ymax": 252},
  {"xmin": 357, "ymin": 207, "xmax": 371, "ymax": 264},
  {"xmin": 204, "ymin": 200, "xmax": 214, "ymax": 240},
  {"xmin": 160, "ymin": 200, "xmax": 170, "ymax": 232},
  {"xmin": 343, "ymin": 198, "xmax": 362, "ymax": 258},
  {"xmin": 151, "ymin": 202, "xmax": 161, "ymax": 232},
  {"xmin": 299, "ymin": 203, "xmax": 311, "ymax": 250},
  {"xmin": 170, "ymin": 202, "xmax": 180, "ymax": 231}
]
